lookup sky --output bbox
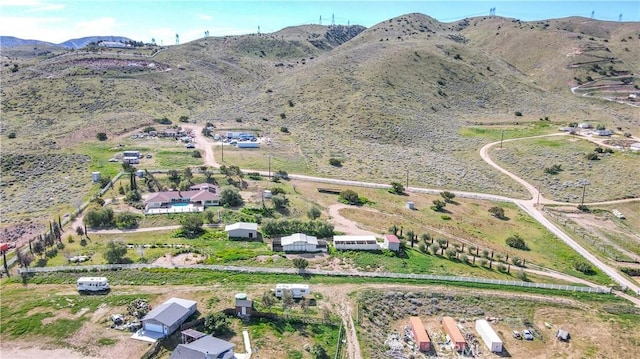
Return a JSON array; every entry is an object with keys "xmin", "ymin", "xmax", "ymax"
[{"xmin": 1, "ymin": 0, "xmax": 638, "ymax": 45}]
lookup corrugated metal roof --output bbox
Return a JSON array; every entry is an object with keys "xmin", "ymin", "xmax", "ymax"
[
  {"xmin": 442, "ymin": 317, "xmax": 465, "ymax": 344},
  {"xmin": 281, "ymin": 233, "xmax": 318, "ymax": 246},
  {"xmin": 224, "ymin": 222, "xmax": 258, "ymax": 231},
  {"xmin": 410, "ymin": 316, "xmax": 430, "ymax": 343},
  {"xmin": 170, "ymin": 336, "xmax": 235, "ymax": 359}
]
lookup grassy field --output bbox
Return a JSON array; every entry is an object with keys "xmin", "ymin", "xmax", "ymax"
[
  {"xmin": 289, "ymin": 180, "xmax": 612, "ymax": 285},
  {"xmin": 490, "ymin": 136, "xmax": 640, "ymax": 202}
]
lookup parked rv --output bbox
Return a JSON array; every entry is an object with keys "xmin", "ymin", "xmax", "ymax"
[
  {"xmin": 77, "ymin": 277, "xmax": 110, "ymax": 293},
  {"xmin": 274, "ymin": 283, "xmax": 310, "ymax": 298}
]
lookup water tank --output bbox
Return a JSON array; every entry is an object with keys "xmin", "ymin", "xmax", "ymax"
[
  {"xmin": 92, "ymin": 172, "xmax": 101, "ymax": 182},
  {"xmin": 235, "ymin": 293, "xmax": 247, "ymax": 300},
  {"xmin": 136, "ymin": 169, "xmax": 145, "ymax": 178}
]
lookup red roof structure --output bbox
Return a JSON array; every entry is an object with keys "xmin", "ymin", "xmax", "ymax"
[
  {"xmin": 442, "ymin": 317, "xmax": 466, "ymax": 351},
  {"xmin": 409, "ymin": 316, "xmax": 431, "ymax": 351}
]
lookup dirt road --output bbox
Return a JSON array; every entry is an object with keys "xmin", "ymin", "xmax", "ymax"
[
  {"xmin": 185, "ymin": 125, "xmax": 220, "ymax": 168},
  {"xmin": 328, "ymin": 204, "xmax": 379, "ymax": 236}
]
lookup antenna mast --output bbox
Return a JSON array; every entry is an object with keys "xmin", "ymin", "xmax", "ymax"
[
  {"xmin": 175, "ymin": 34, "xmax": 179, "ymax": 45},
  {"xmin": 332, "ymin": 13, "xmax": 335, "ymax": 26},
  {"xmin": 319, "ymin": 15, "xmax": 322, "ymax": 25}
]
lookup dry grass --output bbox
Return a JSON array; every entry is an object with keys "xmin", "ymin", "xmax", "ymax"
[{"xmin": 2, "ymin": 14, "xmax": 638, "ymax": 246}]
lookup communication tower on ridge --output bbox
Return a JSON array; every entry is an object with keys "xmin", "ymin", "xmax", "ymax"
[
  {"xmin": 175, "ymin": 34, "xmax": 179, "ymax": 45},
  {"xmin": 332, "ymin": 13, "xmax": 335, "ymax": 26}
]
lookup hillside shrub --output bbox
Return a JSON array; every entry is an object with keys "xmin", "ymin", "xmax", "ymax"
[
  {"xmin": 574, "ymin": 261, "xmax": 595, "ymax": 275},
  {"xmin": 261, "ymin": 218, "xmax": 334, "ymax": 238},
  {"xmin": 505, "ymin": 234, "xmax": 529, "ymax": 250},
  {"xmin": 514, "ymin": 111, "xmax": 523, "ymax": 117},
  {"xmin": 329, "ymin": 158, "xmax": 343, "ymax": 167},
  {"xmin": 154, "ymin": 117, "xmax": 172, "ymax": 125},
  {"xmin": 7, "ymin": 132, "xmax": 16, "ymax": 139},
  {"xmin": 96, "ymin": 132, "xmax": 108, "ymax": 141}
]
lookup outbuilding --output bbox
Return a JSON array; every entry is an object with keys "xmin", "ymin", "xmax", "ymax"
[
  {"xmin": 556, "ymin": 329, "xmax": 570, "ymax": 341},
  {"xmin": 442, "ymin": 317, "xmax": 466, "ymax": 351},
  {"xmin": 170, "ymin": 335, "xmax": 235, "ymax": 359},
  {"xmin": 383, "ymin": 234, "xmax": 401, "ymax": 252},
  {"xmin": 225, "ymin": 222, "xmax": 258, "ymax": 239},
  {"xmin": 475, "ymin": 319, "xmax": 503, "ymax": 352},
  {"xmin": 141, "ymin": 297, "xmax": 197, "ymax": 337},
  {"xmin": 409, "ymin": 316, "xmax": 431, "ymax": 351},
  {"xmin": 333, "ymin": 235, "xmax": 380, "ymax": 251},
  {"xmin": 279, "ymin": 233, "xmax": 327, "ymax": 253}
]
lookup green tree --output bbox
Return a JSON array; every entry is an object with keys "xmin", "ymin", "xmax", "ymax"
[
  {"xmin": 115, "ymin": 212, "xmax": 140, "ymax": 229},
  {"xmin": 488, "ymin": 206, "xmax": 506, "ymax": 219},
  {"xmin": 125, "ymin": 189, "xmax": 141, "ymax": 203},
  {"xmin": 445, "ymin": 247, "xmax": 457, "ymax": 260},
  {"xmin": 307, "ymin": 206, "xmax": 322, "ymax": 220},
  {"xmin": 440, "ymin": 191, "xmax": 456, "ymax": 202},
  {"xmin": 429, "ymin": 243, "xmax": 440, "ymax": 255},
  {"xmin": 220, "ymin": 186, "xmax": 244, "ymax": 207},
  {"xmin": 203, "ymin": 312, "xmax": 231, "ymax": 336},
  {"xmin": 84, "ymin": 206, "xmax": 115, "ymax": 228},
  {"xmin": 292, "ymin": 258, "xmax": 309, "ymax": 269},
  {"xmin": 103, "ymin": 240, "xmax": 128, "ymax": 264},
  {"xmin": 389, "ymin": 181, "xmax": 405, "ymax": 195},
  {"xmin": 179, "ymin": 213, "xmax": 204, "ymax": 238},
  {"xmin": 96, "ymin": 132, "xmax": 108, "ymax": 141},
  {"xmin": 574, "ymin": 261, "xmax": 595, "ymax": 274},
  {"xmin": 431, "ymin": 199, "xmax": 446, "ymax": 212},
  {"xmin": 168, "ymin": 169, "xmax": 181, "ymax": 186},
  {"xmin": 420, "ymin": 232, "xmax": 432, "ymax": 244},
  {"xmin": 505, "ymin": 234, "xmax": 529, "ymax": 250},
  {"xmin": 282, "ymin": 290, "xmax": 294, "ymax": 310},
  {"xmin": 406, "ymin": 230, "xmax": 415, "ymax": 248},
  {"xmin": 272, "ymin": 194, "xmax": 290, "ymax": 210},
  {"xmin": 339, "ymin": 189, "xmax": 360, "ymax": 205},
  {"xmin": 310, "ymin": 344, "xmax": 329, "ymax": 359},
  {"xmin": 262, "ymin": 291, "xmax": 275, "ymax": 311}
]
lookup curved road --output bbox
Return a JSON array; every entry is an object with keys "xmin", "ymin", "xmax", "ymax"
[{"xmin": 185, "ymin": 125, "xmax": 640, "ymax": 295}]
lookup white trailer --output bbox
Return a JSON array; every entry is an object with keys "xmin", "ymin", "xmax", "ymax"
[
  {"xmin": 274, "ymin": 283, "xmax": 310, "ymax": 298},
  {"xmin": 475, "ymin": 319, "xmax": 503, "ymax": 353},
  {"xmin": 77, "ymin": 277, "xmax": 110, "ymax": 292}
]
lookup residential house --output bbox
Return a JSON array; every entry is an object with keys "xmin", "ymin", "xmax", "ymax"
[
  {"xmin": 144, "ymin": 184, "xmax": 220, "ymax": 214},
  {"xmin": 170, "ymin": 335, "xmax": 235, "ymax": 359},
  {"xmin": 333, "ymin": 235, "xmax": 380, "ymax": 251},
  {"xmin": 272, "ymin": 233, "xmax": 327, "ymax": 253},
  {"xmin": 383, "ymin": 234, "xmax": 401, "ymax": 252},
  {"xmin": 123, "ymin": 150, "xmax": 140, "ymax": 164},
  {"xmin": 225, "ymin": 222, "xmax": 258, "ymax": 239},
  {"xmin": 595, "ymin": 129, "xmax": 612, "ymax": 136},
  {"xmin": 141, "ymin": 298, "xmax": 197, "ymax": 337},
  {"xmin": 578, "ymin": 123, "xmax": 592, "ymax": 129}
]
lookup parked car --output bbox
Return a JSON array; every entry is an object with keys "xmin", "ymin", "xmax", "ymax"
[
  {"xmin": 513, "ymin": 330, "xmax": 522, "ymax": 339},
  {"xmin": 522, "ymin": 329, "xmax": 533, "ymax": 340},
  {"xmin": 108, "ymin": 158, "xmax": 118, "ymax": 162},
  {"xmin": 146, "ymin": 154, "xmax": 152, "ymax": 158},
  {"xmin": 185, "ymin": 143, "xmax": 195, "ymax": 149}
]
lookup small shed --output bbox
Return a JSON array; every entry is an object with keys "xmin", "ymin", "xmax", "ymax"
[
  {"xmin": 280, "ymin": 233, "xmax": 326, "ymax": 253},
  {"xmin": 556, "ymin": 329, "xmax": 570, "ymax": 341},
  {"xmin": 383, "ymin": 234, "xmax": 401, "ymax": 252},
  {"xmin": 91, "ymin": 172, "xmax": 101, "ymax": 182},
  {"xmin": 263, "ymin": 190, "xmax": 272, "ymax": 199},
  {"xmin": 234, "ymin": 293, "xmax": 253, "ymax": 318},
  {"xmin": 225, "ymin": 222, "xmax": 258, "ymax": 239},
  {"xmin": 409, "ymin": 316, "xmax": 431, "ymax": 351}
]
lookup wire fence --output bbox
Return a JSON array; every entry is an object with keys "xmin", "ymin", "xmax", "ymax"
[{"xmin": 18, "ymin": 263, "xmax": 611, "ymax": 294}]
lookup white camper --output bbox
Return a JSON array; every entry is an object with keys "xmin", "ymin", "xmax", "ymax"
[
  {"xmin": 77, "ymin": 277, "xmax": 110, "ymax": 292},
  {"xmin": 274, "ymin": 283, "xmax": 310, "ymax": 298}
]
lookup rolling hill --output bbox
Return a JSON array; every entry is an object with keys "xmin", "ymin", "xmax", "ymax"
[{"xmin": 1, "ymin": 13, "xmax": 638, "ymax": 241}]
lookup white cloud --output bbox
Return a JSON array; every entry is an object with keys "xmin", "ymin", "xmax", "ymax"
[
  {"xmin": 28, "ymin": 4, "xmax": 65, "ymax": 12},
  {"xmin": 1, "ymin": 0, "xmax": 44, "ymax": 6},
  {"xmin": 0, "ymin": 15, "xmax": 67, "ymax": 42},
  {"xmin": 197, "ymin": 14, "xmax": 213, "ymax": 21},
  {"xmin": 76, "ymin": 17, "xmax": 119, "ymax": 36}
]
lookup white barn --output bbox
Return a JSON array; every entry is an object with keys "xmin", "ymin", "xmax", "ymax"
[
  {"xmin": 225, "ymin": 222, "xmax": 258, "ymax": 239},
  {"xmin": 333, "ymin": 235, "xmax": 380, "ymax": 251},
  {"xmin": 475, "ymin": 319, "xmax": 503, "ymax": 353},
  {"xmin": 281, "ymin": 233, "xmax": 326, "ymax": 253}
]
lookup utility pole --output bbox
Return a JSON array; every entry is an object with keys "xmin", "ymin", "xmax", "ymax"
[
  {"xmin": 537, "ymin": 181, "xmax": 542, "ymax": 205},
  {"xmin": 500, "ymin": 130, "xmax": 504, "ymax": 149},
  {"xmin": 221, "ymin": 141, "xmax": 224, "ymax": 162},
  {"xmin": 406, "ymin": 169, "xmax": 409, "ymax": 189},
  {"xmin": 268, "ymin": 154, "xmax": 272, "ymax": 178},
  {"xmin": 581, "ymin": 183, "xmax": 587, "ymax": 206}
]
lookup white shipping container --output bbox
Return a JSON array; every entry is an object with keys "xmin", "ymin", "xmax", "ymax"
[
  {"xmin": 476, "ymin": 319, "xmax": 503, "ymax": 353},
  {"xmin": 274, "ymin": 283, "xmax": 310, "ymax": 298}
]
